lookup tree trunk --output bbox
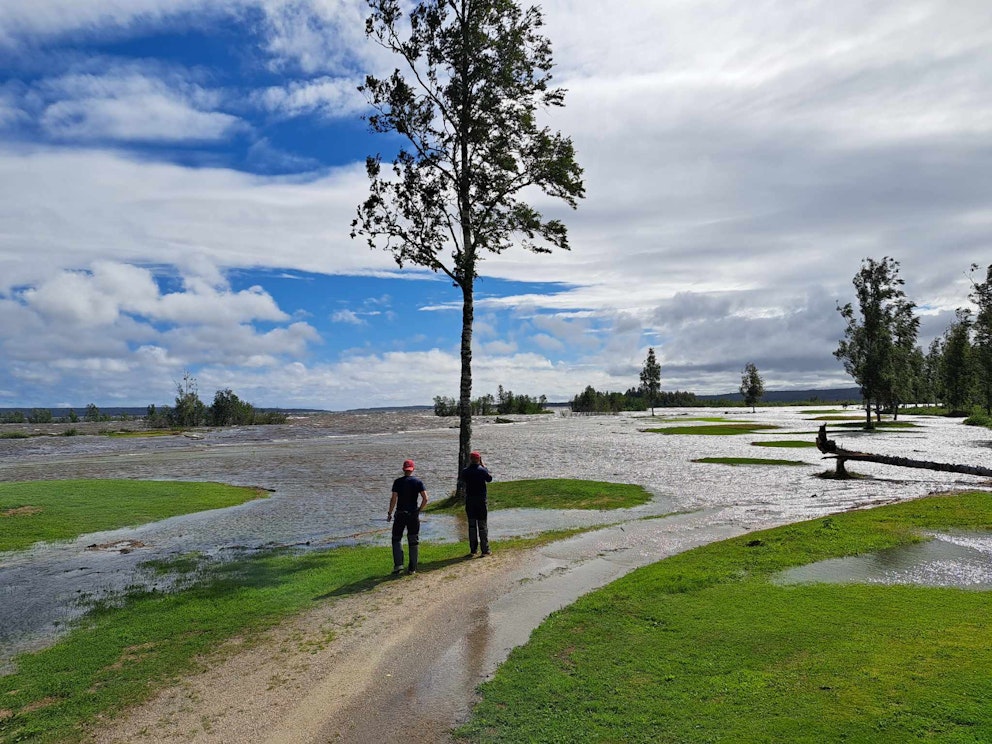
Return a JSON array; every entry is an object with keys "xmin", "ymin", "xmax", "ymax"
[
  {"xmin": 816, "ymin": 424, "xmax": 992, "ymax": 478},
  {"xmin": 456, "ymin": 276, "xmax": 474, "ymax": 503}
]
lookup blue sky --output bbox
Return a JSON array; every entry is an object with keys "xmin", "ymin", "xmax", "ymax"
[{"xmin": 1, "ymin": 1, "xmax": 990, "ymax": 409}]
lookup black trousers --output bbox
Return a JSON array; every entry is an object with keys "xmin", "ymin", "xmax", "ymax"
[
  {"xmin": 466, "ymin": 499, "xmax": 489, "ymax": 554},
  {"xmin": 391, "ymin": 510, "xmax": 420, "ymax": 570}
]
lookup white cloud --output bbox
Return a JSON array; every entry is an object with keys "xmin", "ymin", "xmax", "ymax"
[
  {"xmin": 332, "ymin": 309, "xmax": 365, "ymax": 325},
  {"xmin": 35, "ymin": 69, "xmax": 243, "ymax": 142},
  {"xmin": 254, "ymin": 76, "xmax": 366, "ymax": 119}
]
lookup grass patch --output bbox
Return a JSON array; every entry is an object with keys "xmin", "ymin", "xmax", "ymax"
[
  {"xmin": 751, "ymin": 440, "xmax": 818, "ymax": 448},
  {"xmin": 693, "ymin": 457, "xmax": 808, "ymax": 467},
  {"xmin": 648, "ymin": 416, "xmax": 734, "ymax": 423},
  {"xmin": 644, "ymin": 423, "xmax": 779, "ymax": 436},
  {"xmin": 105, "ymin": 430, "xmax": 180, "ymax": 439},
  {"xmin": 429, "ymin": 479, "xmax": 652, "ymax": 513},
  {"xmin": 0, "ymin": 528, "xmax": 585, "ymax": 743},
  {"xmin": 831, "ymin": 421, "xmax": 918, "ymax": 430},
  {"xmin": 900, "ymin": 406, "xmax": 951, "ymax": 416},
  {"xmin": 0, "ymin": 480, "xmax": 270, "ymax": 553},
  {"xmin": 0, "ymin": 431, "xmax": 30, "ymax": 439},
  {"xmin": 457, "ymin": 491, "xmax": 992, "ymax": 743}
]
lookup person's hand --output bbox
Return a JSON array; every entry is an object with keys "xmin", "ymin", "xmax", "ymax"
[{"xmin": 386, "ymin": 512, "xmax": 392, "ymax": 522}]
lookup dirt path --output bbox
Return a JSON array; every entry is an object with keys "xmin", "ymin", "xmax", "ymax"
[{"xmin": 87, "ymin": 511, "xmax": 750, "ymax": 743}]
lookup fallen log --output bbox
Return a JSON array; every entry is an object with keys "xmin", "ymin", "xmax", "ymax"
[{"xmin": 815, "ymin": 424, "xmax": 992, "ymax": 478}]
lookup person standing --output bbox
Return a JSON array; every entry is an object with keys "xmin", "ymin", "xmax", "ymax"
[
  {"xmin": 460, "ymin": 451, "xmax": 493, "ymax": 556},
  {"xmin": 387, "ymin": 459, "xmax": 428, "ymax": 575}
]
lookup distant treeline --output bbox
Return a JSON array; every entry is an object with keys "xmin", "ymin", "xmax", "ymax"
[
  {"xmin": 570, "ymin": 386, "xmax": 698, "ymax": 413},
  {"xmin": 1, "ymin": 381, "xmax": 286, "ymax": 429},
  {"xmin": 434, "ymin": 386, "xmax": 549, "ymax": 416},
  {"xmin": 146, "ymin": 387, "xmax": 287, "ymax": 428}
]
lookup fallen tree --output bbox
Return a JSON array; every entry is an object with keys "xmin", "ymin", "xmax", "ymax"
[{"xmin": 815, "ymin": 424, "xmax": 992, "ymax": 478}]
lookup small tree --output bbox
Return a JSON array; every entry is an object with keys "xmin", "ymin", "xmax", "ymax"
[
  {"xmin": 739, "ymin": 362, "xmax": 765, "ymax": 413},
  {"xmin": 834, "ymin": 257, "xmax": 916, "ymax": 429},
  {"xmin": 970, "ymin": 263, "xmax": 992, "ymax": 415},
  {"xmin": 941, "ymin": 309, "xmax": 974, "ymax": 414},
  {"xmin": 639, "ymin": 348, "xmax": 661, "ymax": 415},
  {"xmin": 171, "ymin": 371, "xmax": 206, "ymax": 428},
  {"xmin": 353, "ymin": 0, "xmax": 584, "ymax": 497}
]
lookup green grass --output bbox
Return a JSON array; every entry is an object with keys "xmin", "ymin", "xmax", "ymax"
[
  {"xmin": 457, "ymin": 491, "xmax": 992, "ymax": 743},
  {"xmin": 751, "ymin": 440, "xmax": 818, "ymax": 448},
  {"xmin": 0, "ymin": 431, "xmax": 30, "ymax": 439},
  {"xmin": 105, "ymin": 430, "xmax": 180, "ymax": 438},
  {"xmin": 0, "ymin": 480, "xmax": 270, "ymax": 552},
  {"xmin": 0, "ymin": 529, "xmax": 585, "ymax": 744},
  {"xmin": 644, "ymin": 423, "xmax": 779, "ymax": 435},
  {"xmin": 693, "ymin": 457, "xmax": 808, "ymax": 466},
  {"xmin": 648, "ymin": 416, "xmax": 734, "ymax": 423},
  {"xmin": 429, "ymin": 478, "xmax": 652, "ymax": 513},
  {"xmin": 831, "ymin": 421, "xmax": 919, "ymax": 430}
]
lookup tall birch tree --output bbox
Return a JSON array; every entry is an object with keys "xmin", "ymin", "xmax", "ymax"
[{"xmin": 352, "ymin": 0, "xmax": 584, "ymax": 494}]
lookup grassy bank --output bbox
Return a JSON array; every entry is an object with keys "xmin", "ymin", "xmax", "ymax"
[
  {"xmin": 429, "ymin": 478, "xmax": 653, "ymax": 512},
  {"xmin": 644, "ymin": 423, "xmax": 779, "ymax": 435},
  {"xmin": 457, "ymin": 491, "xmax": 992, "ymax": 742},
  {"xmin": 693, "ymin": 457, "xmax": 808, "ymax": 467},
  {"xmin": 0, "ymin": 528, "xmax": 583, "ymax": 743},
  {"xmin": 0, "ymin": 480, "xmax": 270, "ymax": 553}
]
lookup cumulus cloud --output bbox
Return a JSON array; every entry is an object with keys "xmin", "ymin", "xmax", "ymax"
[{"xmin": 332, "ymin": 309, "xmax": 365, "ymax": 325}]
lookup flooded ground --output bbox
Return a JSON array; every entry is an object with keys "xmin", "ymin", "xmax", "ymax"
[{"xmin": 2, "ymin": 406, "xmax": 991, "ymax": 671}]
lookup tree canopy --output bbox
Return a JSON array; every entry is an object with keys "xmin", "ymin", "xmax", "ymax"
[
  {"xmin": 739, "ymin": 362, "xmax": 765, "ymax": 413},
  {"xmin": 834, "ymin": 257, "xmax": 917, "ymax": 428},
  {"xmin": 352, "ymin": 0, "xmax": 584, "ymax": 489}
]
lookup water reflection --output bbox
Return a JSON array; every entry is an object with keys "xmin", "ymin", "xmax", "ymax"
[{"xmin": 774, "ymin": 532, "xmax": 992, "ymax": 590}]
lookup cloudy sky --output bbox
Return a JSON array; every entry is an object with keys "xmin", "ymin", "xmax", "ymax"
[{"xmin": 1, "ymin": 0, "xmax": 989, "ymax": 410}]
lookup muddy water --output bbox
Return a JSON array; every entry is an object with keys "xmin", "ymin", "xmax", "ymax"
[{"xmin": 2, "ymin": 407, "xmax": 991, "ymax": 671}]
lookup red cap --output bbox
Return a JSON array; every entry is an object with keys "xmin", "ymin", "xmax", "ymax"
[
  {"xmin": 402, "ymin": 459, "xmax": 415, "ymax": 471},
  {"xmin": 470, "ymin": 451, "xmax": 482, "ymax": 460}
]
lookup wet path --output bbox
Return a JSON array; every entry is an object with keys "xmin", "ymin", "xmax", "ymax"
[{"xmin": 299, "ymin": 510, "xmax": 751, "ymax": 744}]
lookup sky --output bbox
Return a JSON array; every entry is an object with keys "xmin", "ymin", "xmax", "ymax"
[{"xmin": 1, "ymin": 0, "xmax": 990, "ymax": 411}]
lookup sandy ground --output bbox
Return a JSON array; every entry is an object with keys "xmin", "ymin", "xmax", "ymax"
[{"xmin": 85, "ymin": 549, "xmax": 534, "ymax": 744}]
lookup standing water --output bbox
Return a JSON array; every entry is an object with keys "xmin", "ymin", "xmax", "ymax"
[{"xmin": 1, "ymin": 406, "xmax": 990, "ymax": 670}]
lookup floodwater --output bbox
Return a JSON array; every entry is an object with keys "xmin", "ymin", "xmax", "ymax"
[
  {"xmin": 2, "ymin": 406, "xmax": 991, "ymax": 673},
  {"xmin": 775, "ymin": 531, "xmax": 992, "ymax": 590}
]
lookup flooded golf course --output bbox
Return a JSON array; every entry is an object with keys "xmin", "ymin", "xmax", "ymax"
[{"xmin": 2, "ymin": 405, "xmax": 992, "ymax": 683}]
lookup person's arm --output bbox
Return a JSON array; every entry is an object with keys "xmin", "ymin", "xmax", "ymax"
[
  {"xmin": 418, "ymin": 490, "xmax": 428, "ymax": 512},
  {"xmin": 387, "ymin": 491, "xmax": 398, "ymax": 522}
]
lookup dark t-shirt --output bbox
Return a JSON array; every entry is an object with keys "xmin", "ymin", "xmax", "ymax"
[
  {"xmin": 460, "ymin": 463, "xmax": 492, "ymax": 500},
  {"xmin": 392, "ymin": 474, "xmax": 425, "ymax": 512}
]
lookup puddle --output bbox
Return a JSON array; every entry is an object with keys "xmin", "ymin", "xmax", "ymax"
[{"xmin": 774, "ymin": 531, "xmax": 992, "ymax": 590}]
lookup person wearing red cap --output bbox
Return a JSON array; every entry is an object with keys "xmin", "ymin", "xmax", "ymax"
[
  {"xmin": 459, "ymin": 451, "xmax": 493, "ymax": 556},
  {"xmin": 387, "ymin": 459, "xmax": 429, "ymax": 575}
]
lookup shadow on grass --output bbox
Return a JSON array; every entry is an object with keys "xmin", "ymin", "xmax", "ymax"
[{"xmin": 314, "ymin": 553, "xmax": 474, "ymax": 601}]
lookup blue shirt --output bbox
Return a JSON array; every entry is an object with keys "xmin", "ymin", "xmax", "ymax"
[
  {"xmin": 392, "ymin": 474, "xmax": 425, "ymax": 512},
  {"xmin": 460, "ymin": 463, "xmax": 492, "ymax": 500}
]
